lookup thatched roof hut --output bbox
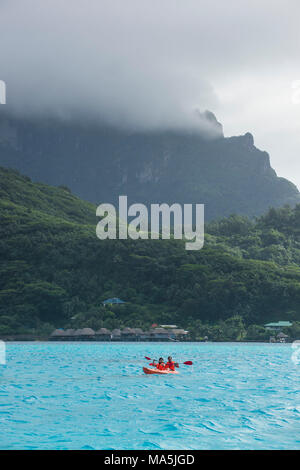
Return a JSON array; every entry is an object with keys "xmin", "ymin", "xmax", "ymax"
[
  {"xmin": 56, "ymin": 329, "xmax": 76, "ymax": 341},
  {"xmin": 139, "ymin": 330, "xmax": 152, "ymax": 340},
  {"xmin": 152, "ymin": 327, "xmax": 167, "ymax": 334},
  {"xmin": 121, "ymin": 327, "xmax": 137, "ymax": 337},
  {"xmin": 94, "ymin": 328, "xmax": 111, "ymax": 341},
  {"xmin": 111, "ymin": 328, "xmax": 121, "ymax": 340},
  {"xmin": 81, "ymin": 328, "xmax": 95, "ymax": 336},
  {"xmin": 50, "ymin": 329, "xmax": 66, "ymax": 338},
  {"xmin": 112, "ymin": 328, "xmax": 121, "ymax": 335},
  {"xmin": 277, "ymin": 332, "xmax": 289, "ymax": 338},
  {"xmin": 72, "ymin": 328, "xmax": 95, "ymax": 338},
  {"xmin": 64, "ymin": 329, "xmax": 76, "ymax": 336},
  {"xmin": 96, "ymin": 328, "xmax": 111, "ymax": 335},
  {"xmin": 122, "ymin": 327, "xmax": 133, "ymax": 334},
  {"xmin": 150, "ymin": 328, "xmax": 170, "ymax": 340},
  {"xmin": 171, "ymin": 329, "xmax": 188, "ymax": 336},
  {"xmin": 131, "ymin": 328, "xmax": 144, "ymax": 335},
  {"xmin": 151, "ymin": 327, "xmax": 170, "ymax": 336},
  {"xmin": 74, "ymin": 329, "xmax": 84, "ymax": 336}
]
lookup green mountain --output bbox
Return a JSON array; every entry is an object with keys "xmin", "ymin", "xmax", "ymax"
[
  {"xmin": 0, "ymin": 114, "xmax": 299, "ymax": 220},
  {"xmin": 1, "ymin": 166, "xmax": 300, "ymax": 340}
]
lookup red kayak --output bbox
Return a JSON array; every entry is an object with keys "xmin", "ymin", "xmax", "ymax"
[{"xmin": 143, "ymin": 367, "xmax": 179, "ymax": 375}]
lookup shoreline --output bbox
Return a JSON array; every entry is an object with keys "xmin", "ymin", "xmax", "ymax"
[{"xmin": 0, "ymin": 339, "xmax": 293, "ymax": 344}]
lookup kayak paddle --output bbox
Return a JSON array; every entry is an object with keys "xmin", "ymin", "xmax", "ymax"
[{"xmin": 144, "ymin": 356, "xmax": 193, "ymax": 365}]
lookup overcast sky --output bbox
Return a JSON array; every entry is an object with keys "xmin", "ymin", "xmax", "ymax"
[{"xmin": 1, "ymin": 0, "xmax": 300, "ymax": 187}]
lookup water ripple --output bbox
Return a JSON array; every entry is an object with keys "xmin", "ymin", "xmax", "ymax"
[{"xmin": 0, "ymin": 342, "xmax": 299, "ymax": 449}]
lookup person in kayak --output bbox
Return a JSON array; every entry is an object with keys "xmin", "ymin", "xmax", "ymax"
[
  {"xmin": 164, "ymin": 356, "xmax": 179, "ymax": 371},
  {"xmin": 153, "ymin": 357, "xmax": 165, "ymax": 370}
]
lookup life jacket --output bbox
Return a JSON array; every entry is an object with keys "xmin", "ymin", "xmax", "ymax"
[
  {"xmin": 156, "ymin": 362, "xmax": 165, "ymax": 370},
  {"xmin": 165, "ymin": 361, "xmax": 175, "ymax": 371}
]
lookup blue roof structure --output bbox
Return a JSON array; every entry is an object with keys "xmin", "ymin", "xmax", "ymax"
[
  {"xmin": 103, "ymin": 298, "xmax": 126, "ymax": 305},
  {"xmin": 264, "ymin": 321, "xmax": 292, "ymax": 327}
]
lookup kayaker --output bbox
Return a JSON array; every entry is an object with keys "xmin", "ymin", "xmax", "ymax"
[
  {"xmin": 153, "ymin": 357, "xmax": 165, "ymax": 370},
  {"xmin": 165, "ymin": 356, "xmax": 179, "ymax": 371}
]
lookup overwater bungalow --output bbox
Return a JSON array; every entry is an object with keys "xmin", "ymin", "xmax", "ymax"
[
  {"xmin": 72, "ymin": 329, "xmax": 83, "ymax": 340},
  {"xmin": 121, "ymin": 328, "xmax": 145, "ymax": 341},
  {"xmin": 95, "ymin": 328, "xmax": 111, "ymax": 341},
  {"xmin": 111, "ymin": 329, "xmax": 122, "ymax": 341},
  {"xmin": 170, "ymin": 329, "xmax": 188, "ymax": 340},
  {"xmin": 49, "ymin": 326, "xmax": 189, "ymax": 342},
  {"xmin": 139, "ymin": 330, "xmax": 152, "ymax": 341},
  {"xmin": 63, "ymin": 329, "xmax": 76, "ymax": 341},
  {"xmin": 50, "ymin": 329, "xmax": 67, "ymax": 340},
  {"xmin": 73, "ymin": 328, "xmax": 95, "ymax": 340},
  {"xmin": 81, "ymin": 328, "xmax": 95, "ymax": 340},
  {"xmin": 121, "ymin": 327, "xmax": 137, "ymax": 340},
  {"xmin": 150, "ymin": 328, "xmax": 171, "ymax": 341},
  {"xmin": 277, "ymin": 332, "xmax": 289, "ymax": 343},
  {"xmin": 131, "ymin": 328, "xmax": 144, "ymax": 338}
]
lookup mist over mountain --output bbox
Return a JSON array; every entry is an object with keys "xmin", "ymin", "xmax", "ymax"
[
  {"xmin": 1, "ymin": 1, "xmax": 300, "ymax": 189},
  {"xmin": 0, "ymin": 112, "xmax": 298, "ymax": 220}
]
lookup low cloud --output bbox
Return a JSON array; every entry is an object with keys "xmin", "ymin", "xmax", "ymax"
[
  {"xmin": 0, "ymin": 1, "xmax": 300, "ymax": 154},
  {"xmin": 0, "ymin": 0, "xmax": 221, "ymax": 133}
]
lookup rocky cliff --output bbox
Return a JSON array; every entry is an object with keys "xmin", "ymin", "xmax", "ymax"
[{"xmin": 0, "ymin": 113, "xmax": 298, "ymax": 219}]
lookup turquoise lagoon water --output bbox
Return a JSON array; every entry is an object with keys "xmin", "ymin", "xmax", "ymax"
[{"xmin": 0, "ymin": 342, "xmax": 299, "ymax": 449}]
